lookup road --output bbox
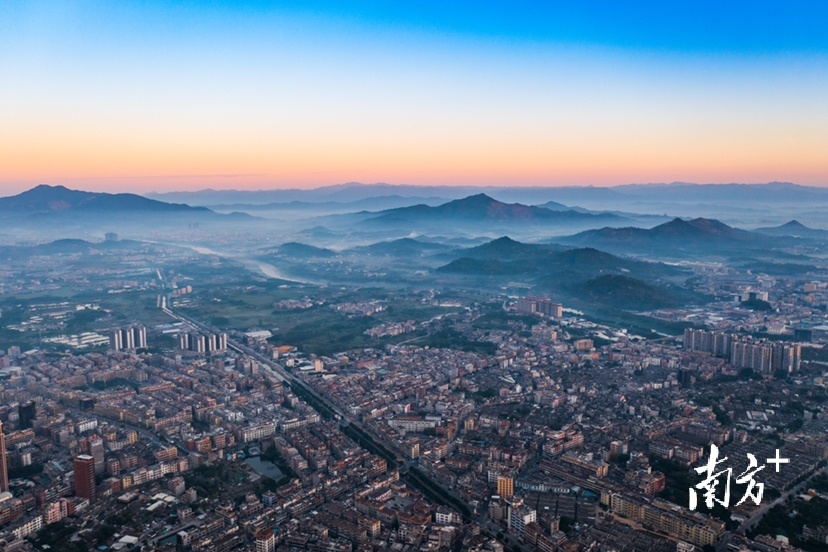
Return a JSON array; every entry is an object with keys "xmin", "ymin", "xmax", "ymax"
[
  {"xmin": 162, "ymin": 304, "xmax": 534, "ymax": 550},
  {"xmin": 169, "ymin": 301, "xmax": 828, "ymax": 552},
  {"xmin": 735, "ymin": 463, "xmax": 828, "ymax": 535}
]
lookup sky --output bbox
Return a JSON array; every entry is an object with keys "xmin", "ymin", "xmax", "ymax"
[{"xmin": 1, "ymin": 1, "xmax": 827, "ymax": 194}]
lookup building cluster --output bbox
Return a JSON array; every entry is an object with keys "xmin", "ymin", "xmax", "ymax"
[
  {"xmin": 178, "ymin": 331, "xmax": 228, "ymax": 354},
  {"xmin": 514, "ymin": 297, "xmax": 563, "ymax": 318},
  {"xmin": 290, "ymin": 307, "xmax": 828, "ymax": 552},
  {"xmin": 2, "ymin": 255, "xmax": 828, "ymax": 551},
  {"xmin": 0, "ymin": 341, "xmax": 495, "ymax": 552},
  {"xmin": 684, "ymin": 328, "xmax": 801, "ymax": 373},
  {"xmin": 364, "ymin": 320, "xmax": 417, "ymax": 338},
  {"xmin": 109, "ymin": 325, "xmax": 148, "ymax": 351}
]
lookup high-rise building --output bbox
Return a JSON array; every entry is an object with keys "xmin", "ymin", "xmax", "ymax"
[
  {"xmin": 508, "ymin": 504, "xmax": 537, "ymax": 541},
  {"xmin": 18, "ymin": 400, "xmax": 36, "ymax": 430},
  {"xmin": 497, "ymin": 475, "xmax": 514, "ymax": 499},
  {"xmin": 207, "ymin": 333, "xmax": 217, "ymax": 353},
  {"xmin": 132, "ymin": 326, "xmax": 147, "ymax": 349},
  {"xmin": 515, "ymin": 297, "xmax": 563, "ymax": 318},
  {"xmin": 516, "ymin": 298, "xmax": 537, "ymax": 314},
  {"xmin": 192, "ymin": 334, "xmax": 206, "ymax": 354},
  {"xmin": 89, "ymin": 438, "xmax": 105, "ymax": 475},
  {"xmin": 110, "ymin": 326, "xmax": 147, "ymax": 351},
  {"xmin": 180, "ymin": 332, "xmax": 226, "ymax": 354},
  {"xmin": 678, "ymin": 369, "xmax": 694, "ymax": 387},
  {"xmin": 121, "ymin": 328, "xmax": 135, "ymax": 350},
  {"xmin": 109, "ymin": 330, "xmax": 123, "ymax": 351},
  {"xmin": 0, "ymin": 422, "xmax": 9, "ymax": 493},
  {"xmin": 685, "ymin": 329, "xmax": 801, "ymax": 374},
  {"xmin": 73, "ymin": 455, "xmax": 96, "ymax": 502},
  {"xmin": 537, "ymin": 299, "xmax": 563, "ymax": 318},
  {"xmin": 178, "ymin": 333, "xmax": 191, "ymax": 351},
  {"xmin": 255, "ymin": 530, "xmax": 276, "ymax": 552}
]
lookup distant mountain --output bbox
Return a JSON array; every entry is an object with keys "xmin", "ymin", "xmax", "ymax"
[
  {"xmin": 0, "ymin": 185, "xmax": 211, "ymax": 215},
  {"xmin": 439, "ymin": 237, "xmax": 681, "ymax": 281},
  {"xmin": 535, "ymin": 200, "xmax": 571, "ymax": 211},
  {"xmin": 274, "ymin": 242, "xmax": 336, "ymax": 258},
  {"xmin": 147, "ymin": 183, "xmax": 461, "ymax": 206},
  {"xmin": 613, "ymin": 182, "xmax": 828, "ymax": 203},
  {"xmin": 576, "ymin": 274, "xmax": 693, "ymax": 310},
  {"xmin": 349, "ymin": 238, "xmax": 453, "ymax": 257},
  {"xmin": 453, "ymin": 236, "xmax": 565, "ymax": 261},
  {"xmin": 361, "ymin": 194, "xmax": 626, "ymax": 228},
  {"xmin": 0, "ymin": 238, "xmax": 144, "ymax": 261},
  {"xmin": 437, "ymin": 257, "xmax": 517, "ymax": 276},
  {"xmin": 437, "ymin": 236, "xmax": 698, "ymax": 307},
  {"xmin": 296, "ymin": 226, "xmax": 339, "ymax": 238},
  {"xmin": 557, "ymin": 217, "xmax": 765, "ymax": 256},
  {"xmin": 145, "ymin": 182, "xmax": 629, "ymax": 207},
  {"xmin": 537, "ymin": 201, "xmax": 672, "ymax": 223},
  {"xmin": 754, "ymin": 220, "xmax": 828, "ymax": 238},
  {"xmin": 209, "ymin": 195, "xmax": 448, "ymax": 213},
  {"xmin": 147, "ymin": 181, "xmax": 828, "ymax": 208}
]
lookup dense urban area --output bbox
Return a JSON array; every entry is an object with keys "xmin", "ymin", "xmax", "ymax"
[
  {"xmin": 3, "ymin": 0, "xmax": 828, "ymax": 549},
  {"xmin": 1, "ymin": 222, "xmax": 828, "ymax": 552}
]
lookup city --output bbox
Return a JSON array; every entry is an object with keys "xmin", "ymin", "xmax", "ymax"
[
  {"xmin": 2, "ymin": 2, "xmax": 828, "ymax": 551},
  {"xmin": 0, "ymin": 235, "xmax": 827, "ymax": 551}
]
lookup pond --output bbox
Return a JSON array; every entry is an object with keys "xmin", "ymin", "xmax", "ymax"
[{"xmin": 245, "ymin": 457, "xmax": 285, "ymax": 481}]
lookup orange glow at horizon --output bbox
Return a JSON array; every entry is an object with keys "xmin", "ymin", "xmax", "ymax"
[
  {"xmin": 2, "ymin": 3, "xmax": 827, "ymax": 195},
  {"xmin": 2, "ymin": 121, "xmax": 826, "ymax": 193}
]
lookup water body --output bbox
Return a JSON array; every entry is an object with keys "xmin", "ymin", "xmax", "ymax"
[
  {"xmin": 245, "ymin": 457, "xmax": 285, "ymax": 481},
  {"xmin": 150, "ymin": 241, "xmax": 315, "ymax": 284}
]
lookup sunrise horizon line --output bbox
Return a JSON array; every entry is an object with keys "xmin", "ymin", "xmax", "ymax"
[{"xmin": 3, "ymin": 179, "xmax": 827, "ymax": 199}]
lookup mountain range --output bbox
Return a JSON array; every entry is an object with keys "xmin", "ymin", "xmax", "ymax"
[
  {"xmin": 146, "ymin": 181, "xmax": 828, "ymax": 208},
  {"xmin": 0, "ymin": 238, "xmax": 145, "ymax": 261},
  {"xmin": 0, "ymin": 185, "xmax": 258, "ymax": 239},
  {"xmin": 436, "ymin": 236, "xmax": 700, "ymax": 310},
  {"xmin": 349, "ymin": 238, "xmax": 453, "ymax": 257},
  {"xmin": 753, "ymin": 220, "xmax": 828, "ymax": 239},
  {"xmin": 0, "ymin": 185, "xmax": 210, "ymax": 215},
  {"xmin": 355, "ymin": 194, "xmax": 625, "ymax": 229},
  {"xmin": 556, "ymin": 217, "xmax": 772, "ymax": 257}
]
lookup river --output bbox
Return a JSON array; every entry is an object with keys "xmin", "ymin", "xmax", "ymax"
[{"xmin": 150, "ymin": 241, "xmax": 315, "ymax": 284}]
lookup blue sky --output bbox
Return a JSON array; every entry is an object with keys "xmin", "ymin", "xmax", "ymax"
[{"xmin": 1, "ymin": 1, "xmax": 826, "ymax": 192}]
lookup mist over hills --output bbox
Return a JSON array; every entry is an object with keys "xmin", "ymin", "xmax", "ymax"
[
  {"xmin": 436, "ymin": 236, "xmax": 700, "ymax": 310},
  {"xmin": 0, "ymin": 185, "xmax": 258, "ymax": 239},
  {"xmin": 439, "ymin": 239, "xmax": 681, "ymax": 281},
  {"xmin": 0, "ymin": 237, "xmax": 145, "ymax": 261},
  {"xmin": 0, "ymin": 185, "xmax": 210, "ymax": 215},
  {"xmin": 146, "ymin": 180, "xmax": 828, "ymax": 207},
  {"xmin": 363, "ymin": 194, "xmax": 624, "ymax": 223},
  {"xmin": 453, "ymin": 236, "xmax": 561, "ymax": 260},
  {"xmin": 269, "ymin": 242, "xmax": 337, "ymax": 258},
  {"xmin": 754, "ymin": 220, "xmax": 828, "ymax": 239},
  {"xmin": 146, "ymin": 183, "xmax": 484, "ymax": 206},
  {"xmin": 556, "ymin": 217, "xmax": 778, "ymax": 257},
  {"xmin": 144, "ymin": 181, "xmax": 828, "ymax": 228},
  {"xmin": 349, "ymin": 238, "xmax": 454, "ymax": 257},
  {"xmin": 347, "ymin": 194, "xmax": 628, "ymax": 238},
  {"xmin": 3, "ymin": 184, "xmax": 824, "ymax": 272},
  {"xmin": 208, "ymin": 195, "xmax": 449, "ymax": 214}
]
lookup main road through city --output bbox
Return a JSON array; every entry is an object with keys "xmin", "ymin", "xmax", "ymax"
[
  {"xmin": 163, "ymin": 303, "xmax": 828, "ymax": 552},
  {"xmin": 162, "ymin": 304, "xmax": 537, "ymax": 550}
]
